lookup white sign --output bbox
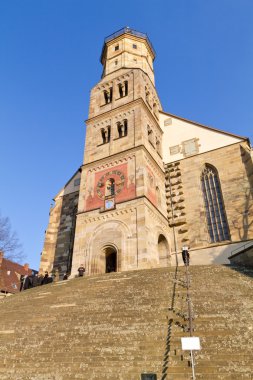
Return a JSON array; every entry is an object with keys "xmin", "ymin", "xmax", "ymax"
[{"xmin": 181, "ymin": 337, "xmax": 201, "ymax": 351}]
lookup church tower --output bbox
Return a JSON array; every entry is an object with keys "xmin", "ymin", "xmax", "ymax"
[{"xmin": 71, "ymin": 28, "xmax": 171, "ymax": 275}]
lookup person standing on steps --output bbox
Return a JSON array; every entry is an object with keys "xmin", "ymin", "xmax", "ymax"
[
  {"xmin": 20, "ymin": 274, "xmax": 25, "ymax": 291},
  {"xmin": 41, "ymin": 271, "xmax": 53, "ymax": 285},
  {"xmin": 182, "ymin": 246, "xmax": 190, "ymax": 266},
  {"xmin": 77, "ymin": 264, "xmax": 85, "ymax": 277}
]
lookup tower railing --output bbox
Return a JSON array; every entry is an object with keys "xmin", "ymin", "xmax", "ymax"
[{"xmin": 103, "ymin": 27, "xmax": 156, "ymax": 56}]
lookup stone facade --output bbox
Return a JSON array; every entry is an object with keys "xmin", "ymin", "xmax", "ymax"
[
  {"xmin": 40, "ymin": 171, "xmax": 80, "ymax": 275},
  {"xmin": 71, "ymin": 28, "xmax": 170, "ymax": 276},
  {"xmin": 40, "ymin": 28, "xmax": 253, "ymax": 275},
  {"xmin": 165, "ymin": 140, "xmax": 253, "ymax": 265}
]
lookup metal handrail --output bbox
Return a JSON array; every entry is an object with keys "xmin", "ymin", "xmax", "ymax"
[
  {"xmin": 103, "ymin": 27, "xmax": 156, "ymax": 56},
  {"xmin": 229, "ymin": 240, "xmax": 253, "ymax": 258}
]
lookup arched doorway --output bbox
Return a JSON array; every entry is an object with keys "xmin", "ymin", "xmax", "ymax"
[
  {"xmin": 105, "ymin": 246, "xmax": 117, "ymax": 273},
  {"xmin": 158, "ymin": 234, "xmax": 170, "ymax": 267}
]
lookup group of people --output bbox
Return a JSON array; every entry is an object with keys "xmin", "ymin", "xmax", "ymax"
[
  {"xmin": 20, "ymin": 266, "xmax": 86, "ymax": 291},
  {"xmin": 20, "ymin": 252, "xmax": 188, "ymax": 291},
  {"xmin": 20, "ymin": 271, "xmax": 54, "ymax": 291}
]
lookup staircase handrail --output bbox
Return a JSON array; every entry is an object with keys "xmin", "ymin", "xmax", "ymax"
[{"xmin": 229, "ymin": 240, "xmax": 253, "ymax": 258}]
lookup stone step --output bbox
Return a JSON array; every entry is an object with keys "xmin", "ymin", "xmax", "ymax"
[{"xmin": 0, "ymin": 265, "xmax": 252, "ymax": 379}]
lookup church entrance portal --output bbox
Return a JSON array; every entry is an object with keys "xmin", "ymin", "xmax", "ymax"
[{"xmin": 105, "ymin": 247, "xmax": 117, "ymax": 273}]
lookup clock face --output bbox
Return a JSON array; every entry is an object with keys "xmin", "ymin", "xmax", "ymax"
[
  {"xmin": 96, "ymin": 170, "xmax": 125, "ymax": 200},
  {"xmin": 105, "ymin": 199, "xmax": 115, "ymax": 210}
]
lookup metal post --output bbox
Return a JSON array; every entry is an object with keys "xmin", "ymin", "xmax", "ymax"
[{"xmin": 190, "ymin": 350, "xmax": 196, "ymax": 380}]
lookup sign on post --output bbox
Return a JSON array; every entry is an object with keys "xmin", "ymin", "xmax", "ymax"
[{"xmin": 181, "ymin": 337, "xmax": 201, "ymax": 351}]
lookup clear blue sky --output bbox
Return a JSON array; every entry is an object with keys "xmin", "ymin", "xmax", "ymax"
[{"xmin": 1, "ymin": 0, "xmax": 252, "ymax": 270}]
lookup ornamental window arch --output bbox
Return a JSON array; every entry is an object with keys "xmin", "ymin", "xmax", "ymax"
[{"xmin": 201, "ymin": 164, "xmax": 230, "ymax": 243}]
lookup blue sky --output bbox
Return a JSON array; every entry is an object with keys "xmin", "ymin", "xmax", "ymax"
[{"xmin": 0, "ymin": 0, "xmax": 252, "ymax": 270}]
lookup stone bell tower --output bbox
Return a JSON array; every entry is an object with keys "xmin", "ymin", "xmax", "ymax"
[{"xmin": 71, "ymin": 27, "xmax": 171, "ymax": 276}]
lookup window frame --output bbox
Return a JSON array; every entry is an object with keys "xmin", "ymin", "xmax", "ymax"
[{"xmin": 201, "ymin": 164, "xmax": 230, "ymax": 243}]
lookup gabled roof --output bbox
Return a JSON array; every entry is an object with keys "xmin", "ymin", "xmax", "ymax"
[
  {"xmin": 0, "ymin": 258, "xmax": 32, "ymax": 294},
  {"xmin": 160, "ymin": 110, "xmax": 249, "ymax": 142}
]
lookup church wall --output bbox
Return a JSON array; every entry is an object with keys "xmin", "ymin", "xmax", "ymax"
[
  {"xmin": 40, "ymin": 172, "xmax": 80, "ymax": 276},
  {"xmin": 40, "ymin": 195, "xmax": 63, "ymax": 274},
  {"xmin": 88, "ymin": 68, "xmax": 161, "ymax": 124},
  {"xmin": 51, "ymin": 191, "xmax": 79, "ymax": 275},
  {"xmin": 168, "ymin": 141, "xmax": 253, "ymax": 264},
  {"xmin": 71, "ymin": 197, "xmax": 170, "ymax": 277},
  {"xmin": 40, "ymin": 29, "xmax": 253, "ymax": 273},
  {"xmin": 160, "ymin": 112, "xmax": 243, "ymax": 163},
  {"xmin": 104, "ymin": 36, "xmax": 154, "ymax": 83},
  {"xmin": 88, "ymin": 70, "xmax": 134, "ymax": 119}
]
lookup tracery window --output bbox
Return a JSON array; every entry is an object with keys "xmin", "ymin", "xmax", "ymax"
[{"xmin": 201, "ymin": 165, "xmax": 230, "ymax": 243}]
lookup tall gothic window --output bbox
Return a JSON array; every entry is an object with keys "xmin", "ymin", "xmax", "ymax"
[{"xmin": 201, "ymin": 165, "xmax": 230, "ymax": 243}]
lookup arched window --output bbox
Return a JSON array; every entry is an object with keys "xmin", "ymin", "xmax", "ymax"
[
  {"xmin": 118, "ymin": 81, "xmax": 128, "ymax": 98},
  {"xmin": 101, "ymin": 126, "xmax": 110, "ymax": 144},
  {"xmin": 153, "ymin": 102, "xmax": 158, "ymax": 119},
  {"xmin": 156, "ymin": 137, "xmax": 161, "ymax": 156},
  {"xmin": 117, "ymin": 119, "xmax": 128, "ymax": 138},
  {"xmin": 147, "ymin": 125, "xmax": 154, "ymax": 146},
  {"xmin": 201, "ymin": 165, "xmax": 230, "ymax": 243},
  {"xmin": 145, "ymin": 87, "xmax": 151, "ymax": 106},
  {"xmin": 103, "ymin": 88, "xmax": 113, "ymax": 104},
  {"xmin": 156, "ymin": 186, "xmax": 161, "ymax": 206}
]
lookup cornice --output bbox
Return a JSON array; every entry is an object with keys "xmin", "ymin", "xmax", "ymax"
[{"xmin": 86, "ymin": 97, "xmax": 163, "ymax": 134}]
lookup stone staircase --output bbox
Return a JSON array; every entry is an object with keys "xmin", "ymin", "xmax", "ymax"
[{"xmin": 0, "ymin": 265, "xmax": 252, "ymax": 380}]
